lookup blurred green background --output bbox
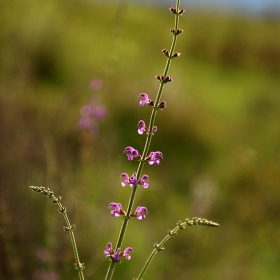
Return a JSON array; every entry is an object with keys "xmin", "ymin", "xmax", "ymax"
[{"xmin": 1, "ymin": 0, "xmax": 280, "ymax": 279}]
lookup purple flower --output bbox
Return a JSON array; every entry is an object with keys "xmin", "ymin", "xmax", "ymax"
[
  {"xmin": 120, "ymin": 172, "xmax": 149, "ymax": 188},
  {"xmin": 89, "ymin": 78, "xmax": 102, "ymax": 91},
  {"xmin": 104, "ymin": 243, "xmax": 133, "ymax": 262},
  {"xmin": 78, "ymin": 93, "xmax": 107, "ymax": 134},
  {"xmin": 135, "ymin": 206, "xmax": 148, "ymax": 220},
  {"xmin": 109, "ymin": 202, "xmax": 125, "ymax": 217},
  {"xmin": 140, "ymin": 174, "xmax": 149, "ymax": 188},
  {"xmin": 129, "ymin": 172, "xmax": 138, "ymax": 186},
  {"xmin": 80, "ymin": 104, "xmax": 93, "ymax": 117},
  {"xmin": 138, "ymin": 93, "xmax": 154, "ymax": 107},
  {"xmin": 113, "ymin": 248, "xmax": 121, "ymax": 262},
  {"xmin": 138, "ymin": 120, "xmax": 157, "ymax": 135},
  {"xmin": 146, "ymin": 151, "xmax": 163, "ymax": 165},
  {"xmin": 93, "ymin": 106, "xmax": 107, "ymax": 119},
  {"xmin": 124, "ymin": 146, "xmax": 140, "ymax": 161},
  {"xmin": 104, "ymin": 242, "xmax": 114, "ymax": 256},
  {"xmin": 138, "ymin": 120, "xmax": 147, "ymax": 135},
  {"xmin": 139, "ymin": 93, "xmax": 149, "ymax": 106},
  {"xmin": 123, "ymin": 247, "xmax": 133, "ymax": 260},
  {"xmin": 120, "ymin": 173, "xmax": 130, "ymax": 187}
]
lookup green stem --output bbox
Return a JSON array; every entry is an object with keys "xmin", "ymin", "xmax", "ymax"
[
  {"xmin": 105, "ymin": 1, "xmax": 182, "ymax": 279},
  {"xmin": 29, "ymin": 186, "xmax": 85, "ymax": 280},
  {"xmin": 136, "ymin": 218, "xmax": 220, "ymax": 280},
  {"xmin": 58, "ymin": 201, "xmax": 85, "ymax": 280}
]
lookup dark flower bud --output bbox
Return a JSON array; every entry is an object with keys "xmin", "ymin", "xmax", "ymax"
[
  {"xmin": 169, "ymin": 7, "xmax": 177, "ymax": 14},
  {"xmin": 164, "ymin": 76, "xmax": 173, "ymax": 83},
  {"xmin": 172, "ymin": 52, "xmax": 181, "ymax": 58},
  {"xmin": 156, "ymin": 74, "xmax": 164, "ymax": 81},
  {"xmin": 148, "ymin": 100, "xmax": 154, "ymax": 107},
  {"xmin": 178, "ymin": 8, "xmax": 185, "ymax": 15},
  {"xmin": 162, "ymin": 48, "xmax": 169, "ymax": 57},
  {"xmin": 156, "ymin": 75, "xmax": 173, "ymax": 83},
  {"xmin": 170, "ymin": 28, "xmax": 184, "ymax": 36},
  {"xmin": 158, "ymin": 101, "xmax": 167, "ymax": 109}
]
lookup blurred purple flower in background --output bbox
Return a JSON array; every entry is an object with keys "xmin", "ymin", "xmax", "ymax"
[
  {"xmin": 78, "ymin": 78, "xmax": 107, "ymax": 135},
  {"xmin": 89, "ymin": 78, "xmax": 102, "ymax": 91}
]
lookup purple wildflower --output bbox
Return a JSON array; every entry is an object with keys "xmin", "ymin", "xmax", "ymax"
[
  {"xmin": 109, "ymin": 202, "xmax": 125, "ymax": 217},
  {"xmin": 139, "ymin": 93, "xmax": 154, "ymax": 107},
  {"xmin": 129, "ymin": 172, "xmax": 138, "ymax": 186},
  {"xmin": 78, "ymin": 93, "xmax": 107, "ymax": 134},
  {"xmin": 139, "ymin": 174, "xmax": 149, "ymax": 188},
  {"xmin": 120, "ymin": 173, "xmax": 130, "ymax": 187},
  {"xmin": 146, "ymin": 151, "xmax": 163, "ymax": 165},
  {"xmin": 139, "ymin": 93, "xmax": 149, "ymax": 106},
  {"xmin": 89, "ymin": 78, "xmax": 102, "ymax": 91},
  {"xmin": 138, "ymin": 120, "xmax": 147, "ymax": 135},
  {"xmin": 113, "ymin": 248, "xmax": 121, "ymax": 262},
  {"xmin": 104, "ymin": 243, "xmax": 133, "ymax": 262},
  {"xmin": 138, "ymin": 120, "xmax": 157, "ymax": 135},
  {"xmin": 104, "ymin": 242, "xmax": 114, "ymax": 256},
  {"xmin": 123, "ymin": 247, "xmax": 133, "ymax": 260},
  {"xmin": 124, "ymin": 146, "xmax": 140, "ymax": 161},
  {"xmin": 135, "ymin": 206, "xmax": 148, "ymax": 220},
  {"xmin": 120, "ymin": 172, "xmax": 149, "ymax": 188}
]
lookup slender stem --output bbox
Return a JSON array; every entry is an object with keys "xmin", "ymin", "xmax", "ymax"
[
  {"xmin": 29, "ymin": 186, "xmax": 85, "ymax": 280},
  {"xmin": 136, "ymin": 218, "xmax": 220, "ymax": 280},
  {"xmin": 105, "ymin": 1, "xmax": 182, "ymax": 279},
  {"xmin": 57, "ymin": 201, "xmax": 85, "ymax": 280}
]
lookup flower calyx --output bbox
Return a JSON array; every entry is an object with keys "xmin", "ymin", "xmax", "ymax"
[
  {"xmin": 157, "ymin": 101, "xmax": 166, "ymax": 110},
  {"xmin": 154, "ymin": 242, "xmax": 165, "ymax": 252}
]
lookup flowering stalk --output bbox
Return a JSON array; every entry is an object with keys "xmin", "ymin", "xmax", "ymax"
[
  {"xmin": 29, "ymin": 186, "xmax": 85, "ymax": 280},
  {"xmin": 105, "ymin": 1, "xmax": 184, "ymax": 279},
  {"xmin": 136, "ymin": 218, "xmax": 220, "ymax": 280}
]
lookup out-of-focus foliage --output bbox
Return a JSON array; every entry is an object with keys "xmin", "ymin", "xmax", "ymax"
[{"xmin": 1, "ymin": 0, "xmax": 280, "ymax": 279}]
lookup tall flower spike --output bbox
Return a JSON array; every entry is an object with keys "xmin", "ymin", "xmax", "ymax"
[
  {"xmin": 146, "ymin": 151, "xmax": 163, "ymax": 165},
  {"xmin": 109, "ymin": 202, "xmax": 125, "ymax": 217},
  {"xmin": 123, "ymin": 146, "xmax": 140, "ymax": 161}
]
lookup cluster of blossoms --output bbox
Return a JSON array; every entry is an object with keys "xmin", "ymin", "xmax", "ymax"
[
  {"xmin": 104, "ymin": 93, "xmax": 164, "ymax": 262},
  {"xmin": 104, "ymin": 242, "xmax": 133, "ymax": 262},
  {"xmin": 77, "ymin": 78, "xmax": 107, "ymax": 135}
]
